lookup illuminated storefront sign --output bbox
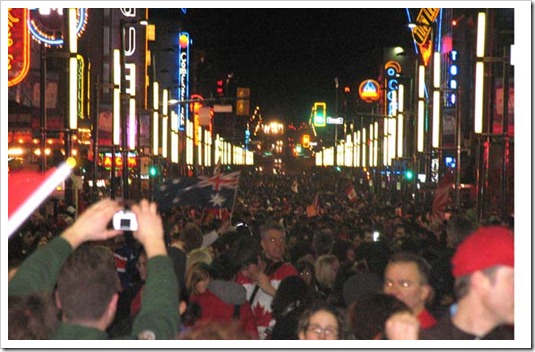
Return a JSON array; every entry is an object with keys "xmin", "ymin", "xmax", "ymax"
[
  {"xmin": 119, "ymin": 8, "xmax": 142, "ymax": 150},
  {"xmin": 358, "ymin": 79, "xmax": 381, "ymax": 103},
  {"xmin": 28, "ymin": 8, "xmax": 88, "ymax": 47},
  {"xmin": 99, "ymin": 152, "xmax": 137, "ymax": 170},
  {"xmin": 178, "ymin": 32, "xmax": 190, "ymax": 131},
  {"xmin": 190, "ymin": 94, "xmax": 203, "ymax": 146},
  {"xmin": 412, "ymin": 8, "xmax": 439, "ymax": 66},
  {"xmin": 384, "ymin": 61, "xmax": 401, "ymax": 116},
  {"xmin": 8, "ymin": 8, "xmax": 30, "ymax": 87}
]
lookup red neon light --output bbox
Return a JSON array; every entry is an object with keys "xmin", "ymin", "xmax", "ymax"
[{"xmin": 8, "ymin": 8, "xmax": 30, "ymax": 87}]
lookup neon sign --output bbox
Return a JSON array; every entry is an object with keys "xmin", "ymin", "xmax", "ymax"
[
  {"xmin": 178, "ymin": 32, "xmax": 190, "ymax": 131},
  {"xmin": 358, "ymin": 79, "xmax": 381, "ymax": 103},
  {"xmin": 190, "ymin": 94, "xmax": 203, "ymax": 146},
  {"xmin": 384, "ymin": 61, "xmax": 401, "ymax": 116},
  {"xmin": 28, "ymin": 8, "xmax": 88, "ymax": 47},
  {"xmin": 99, "ymin": 152, "xmax": 137, "ymax": 170},
  {"xmin": 8, "ymin": 8, "xmax": 30, "ymax": 87},
  {"xmin": 412, "ymin": 8, "xmax": 439, "ymax": 66}
]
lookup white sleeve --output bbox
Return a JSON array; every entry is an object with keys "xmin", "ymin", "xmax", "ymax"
[{"xmin": 201, "ymin": 230, "xmax": 219, "ymax": 248}]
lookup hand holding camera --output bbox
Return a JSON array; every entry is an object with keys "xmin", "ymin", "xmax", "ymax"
[{"xmin": 112, "ymin": 210, "xmax": 138, "ymax": 231}]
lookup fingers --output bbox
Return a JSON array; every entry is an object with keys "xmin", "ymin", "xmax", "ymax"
[
  {"xmin": 385, "ymin": 311, "xmax": 420, "ymax": 340},
  {"xmin": 61, "ymin": 198, "xmax": 124, "ymax": 248}
]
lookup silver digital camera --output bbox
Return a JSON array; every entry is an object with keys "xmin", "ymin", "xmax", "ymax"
[{"xmin": 112, "ymin": 210, "xmax": 138, "ymax": 231}]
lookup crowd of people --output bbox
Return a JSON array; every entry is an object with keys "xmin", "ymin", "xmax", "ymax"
[{"xmin": 8, "ymin": 167, "xmax": 515, "ymax": 342}]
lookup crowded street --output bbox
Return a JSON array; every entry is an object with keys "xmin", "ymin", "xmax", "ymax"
[{"xmin": 5, "ymin": 4, "xmax": 529, "ymax": 348}]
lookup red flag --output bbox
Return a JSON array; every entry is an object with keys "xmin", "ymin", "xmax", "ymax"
[
  {"xmin": 431, "ymin": 171, "xmax": 453, "ymax": 221},
  {"xmin": 345, "ymin": 183, "xmax": 358, "ymax": 202},
  {"xmin": 8, "ymin": 158, "xmax": 76, "ymax": 237}
]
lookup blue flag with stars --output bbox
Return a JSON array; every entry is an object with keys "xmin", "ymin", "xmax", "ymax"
[{"xmin": 154, "ymin": 171, "xmax": 240, "ymax": 212}]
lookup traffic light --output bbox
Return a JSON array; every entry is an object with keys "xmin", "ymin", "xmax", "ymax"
[
  {"xmin": 216, "ymin": 79, "xmax": 225, "ymax": 97},
  {"xmin": 313, "ymin": 102, "xmax": 326, "ymax": 127},
  {"xmin": 302, "ymin": 134, "xmax": 310, "ymax": 148},
  {"xmin": 149, "ymin": 165, "xmax": 159, "ymax": 178},
  {"xmin": 404, "ymin": 169, "xmax": 414, "ymax": 181}
]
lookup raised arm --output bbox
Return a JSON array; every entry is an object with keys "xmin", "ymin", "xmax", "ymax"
[
  {"xmin": 130, "ymin": 199, "xmax": 179, "ymax": 339},
  {"xmin": 9, "ymin": 198, "xmax": 123, "ymax": 297}
]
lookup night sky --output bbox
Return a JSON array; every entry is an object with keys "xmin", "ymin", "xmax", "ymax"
[{"xmin": 151, "ymin": 7, "xmax": 414, "ymax": 122}]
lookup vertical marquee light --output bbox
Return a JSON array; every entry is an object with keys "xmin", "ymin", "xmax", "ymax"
[
  {"xmin": 362, "ymin": 127, "xmax": 366, "ymax": 168},
  {"xmin": 68, "ymin": 8, "xmax": 78, "ymax": 130},
  {"xmin": 374, "ymin": 121, "xmax": 379, "ymax": 167},
  {"xmin": 161, "ymin": 89, "xmax": 169, "ymax": 159},
  {"xmin": 170, "ymin": 110, "xmax": 179, "ymax": 163},
  {"xmin": 432, "ymin": 52, "xmax": 441, "ymax": 148},
  {"xmin": 417, "ymin": 65, "xmax": 426, "ymax": 152},
  {"xmin": 474, "ymin": 12, "xmax": 486, "ymax": 134},
  {"xmin": 369, "ymin": 123, "xmax": 374, "ymax": 167},
  {"xmin": 355, "ymin": 131, "xmax": 360, "ymax": 167},
  {"xmin": 113, "ymin": 49, "xmax": 121, "ymax": 146},
  {"xmin": 397, "ymin": 84, "xmax": 404, "ymax": 158},
  {"xmin": 152, "ymin": 81, "xmax": 159, "ymax": 156},
  {"xmin": 126, "ymin": 62, "xmax": 136, "ymax": 149}
]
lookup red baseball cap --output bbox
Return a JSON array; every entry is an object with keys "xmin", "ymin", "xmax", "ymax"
[{"xmin": 452, "ymin": 226, "xmax": 514, "ymax": 278}]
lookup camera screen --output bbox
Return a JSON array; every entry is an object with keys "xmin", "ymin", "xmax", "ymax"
[{"xmin": 120, "ymin": 219, "xmax": 130, "ymax": 227}]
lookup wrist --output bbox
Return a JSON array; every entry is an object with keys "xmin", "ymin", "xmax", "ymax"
[
  {"xmin": 61, "ymin": 229, "xmax": 83, "ymax": 249},
  {"xmin": 143, "ymin": 240, "xmax": 167, "ymax": 258}
]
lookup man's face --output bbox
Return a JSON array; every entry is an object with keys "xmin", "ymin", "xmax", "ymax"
[
  {"xmin": 261, "ymin": 229, "xmax": 285, "ymax": 262},
  {"xmin": 384, "ymin": 261, "xmax": 431, "ymax": 314},
  {"xmin": 395, "ymin": 227, "xmax": 406, "ymax": 239},
  {"xmin": 483, "ymin": 266, "xmax": 514, "ymax": 325}
]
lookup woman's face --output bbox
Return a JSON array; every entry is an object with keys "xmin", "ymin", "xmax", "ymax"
[
  {"xmin": 195, "ymin": 277, "xmax": 210, "ymax": 294},
  {"xmin": 299, "ymin": 310, "xmax": 339, "ymax": 340},
  {"xmin": 299, "ymin": 267, "xmax": 313, "ymax": 286}
]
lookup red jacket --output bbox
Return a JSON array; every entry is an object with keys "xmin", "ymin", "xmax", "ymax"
[{"xmin": 190, "ymin": 289, "xmax": 259, "ymax": 339}]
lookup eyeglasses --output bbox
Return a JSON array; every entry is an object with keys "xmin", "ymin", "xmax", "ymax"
[
  {"xmin": 384, "ymin": 279, "xmax": 416, "ymax": 288},
  {"xmin": 306, "ymin": 324, "xmax": 338, "ymax": 338},
  {"xmin": 266, "ymin": 237, "xmax": 284, "ymax": 243}
]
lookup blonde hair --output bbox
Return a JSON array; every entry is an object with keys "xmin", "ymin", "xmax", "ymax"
[
  {"xmin": 186, "ymin": 248, "xmax": 213, "ymax": 270},
  {"xmin": 314, "ymin": 254, "xmax": 339, "ymax": 290},
  {"xmin": 185, "ymin": 262, "xmax": 212, "ymax": 296}
]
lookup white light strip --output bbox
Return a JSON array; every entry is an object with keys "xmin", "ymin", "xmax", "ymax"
[
  {"xmin": 418, "ymin": 65, "xmax": 425, "ymax": 98},
  {"xmin": 68, "ymin": 8, "xmax": 77, "ymax": 53},
  {"xmin": 69, "ymin": 57, "xmax": 78, "ymax": 129},
  {"xmin": 128, "ymin": 98, "xmax": 136, "ymax": 149},
  {"xmin": 474, "ymin": 61, "xmax": 484, "ymax": 133},
  {"xmin": 417, "ymin": 101, "xmax": 425, "ymax": 152},
  {"xmin": 432, "ymin": 90, "xmax": 440, "ymax": 148},
  {"xmin": 397, "ymin": 114, "xmax": 403, "ymax": 158},
  {"xmin": 433, "ymin": 52, "xmax": 441, "ymax": 88},
  {"xmin": 476, "ymin": 12, "xmax": 486, "ymax": 58}
]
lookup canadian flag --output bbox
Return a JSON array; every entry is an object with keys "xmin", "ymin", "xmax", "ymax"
[{"xmin": 345, "ymin": 184, "xmax": 358, "ymax": 202}]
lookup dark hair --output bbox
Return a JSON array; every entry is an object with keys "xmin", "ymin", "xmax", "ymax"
[
  {"xmin": 9, "ymin": 292, "xmax": 58, "ymax": 339},
  {"xmin": 181, "ymin": 223, "xmax": 203, "ymax": 253},
  {"xmin": 348, "ymin": 292, "xmax": 411, "ymax": 340},
  {"xmin": 57, "ymin": 244, "xmax": 120, "ymax": 322},
  {"xmin": 260, "ymin": 221, "xmax": 286, "ymax": 240},
  {"xmin": 446, "ymin": 214, "xmax": 476, "ymax": 247},
  {"xmin": 312, "ymin": 229, "xmax": 334, "ymax": 256},
  {"xmin": 297, "ymin": 301, "xmax": 349, "ymax": 340},
  {"xmin": 271, "ymin": 276, "xmax": 314, "ymax": 319},
  {"xmin": 386, "ymin": 252, "xmax": 432, "ymax": 285}
]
